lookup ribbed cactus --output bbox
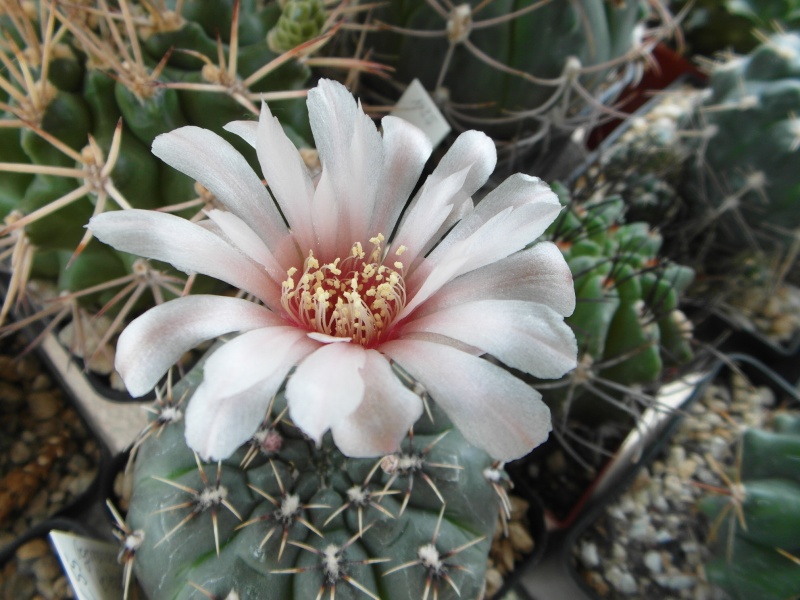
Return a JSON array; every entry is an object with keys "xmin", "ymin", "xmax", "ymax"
[
  {"xmin": 699, "ymin": 413, "xmax": 800, "ymax": 600},
  {"xmin": 0, "ymin": 0, "xmax": 338, "ymax": 350},
  {"xmin": 539, "ymin": 184, "xmax": 695, "ymax": 423},
  {"xmin": 684, "ymin": 32, "xmax": 800, "ymax": 252},
  {"xmin": 358, "ymin": 0, "xmax": 669, "ymax": 148},
  {"xmin": 123, "ymin": 352, "xmax": 502, "ymax": 599}
]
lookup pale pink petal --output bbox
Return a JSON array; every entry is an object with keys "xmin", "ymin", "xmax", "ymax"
[
  {"xmin": 380, "ymin": 339, "xmax": 552, "ymax": 461},
  {"xmin": 413, "ymin": 242, "xmax": 576, "ymax": 318},
  {"xmin": 368, "ymin": 115, "xmax": 432, "ymax": 237},
  {"xmin": 422, "ymin": 173, "xmax": 561, "ymax": 264},
  {"xmin": 401, "ymin": 176, "xmax": 563, "ymax": 317},
  {"xmin": 89, "ymin": 210, "xmax": 281, "ymax": 308},
  {"xmin": 116, "ymin": 295, "xmax": 283, "ymax": 397},
  {"xmin": 307, "ymin": 79, "xmax": 383, "ymax": 245},
  {"xmin": 152, "ymin": 126, "xmax": 288, "ymax": 246},
  {"xmin": 399, "ymin": 299, "xmax": 578, "ymax": 379},
  {"xmin": 185, "ymin": 380, "xmax": 274, "ymax": 462},
  {"xmin": 254, "ymin": 102, "xmax": 317, "ymax": 251},
  {"xmin": 309, "ymin": 166, "xmax": 340, "ymax": 259},
  {"xmin": 330, "ymin": 350, "xmax": 423, "ymax": 457},
  {"xmin": 430, "ymin": 129, "xmax": 496, "ymax": 197},
  {"xmin": 204, "ymin": 209, "xmax": 285, "ymax": 282},
  {"xmin": 389, "ymin": 130, "xmax": 495, "ymax": 259},
  {"xmin": 285, "ymin": 342, "xmax": 367, "ymax": 444},
  {"xmin": 184, "ymin": 328, "xmax": 317, "ymax": 460},
  {"xmin": 223, "ymin": 120, "xmax": 258, "ymax": 147},
  {"xmin": 388, "ymin": 166, "xmax": 470, "ymax": 267}
]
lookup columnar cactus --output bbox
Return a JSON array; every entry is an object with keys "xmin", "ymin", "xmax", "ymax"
[
  {"xmin": 124, "ymin": 354, "xmax": 503, "ymax": 600},
  {"xmin": 539, "ymin": 184, "xmax": 695, "ymax": 423},
  {"xmin": 699, "ymin": 413, "xmax": 800, "ymax": 600},
  {"xmin": 358, "ymin": 0, "xmax": 672, "ymax": 148}
]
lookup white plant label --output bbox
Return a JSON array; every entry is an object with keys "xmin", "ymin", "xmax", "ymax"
[
  {"xmin": 50, "ymin": 530, "xmax": 122, "ymax": 600},
  {"xmin": 391, "ymin": 79, "xmax": 451, "ymax": 148}
]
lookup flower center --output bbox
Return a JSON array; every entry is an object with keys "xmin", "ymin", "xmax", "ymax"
[{"xmin": 281, "ymin": 234, "xmax": 407, "ymax": 346}]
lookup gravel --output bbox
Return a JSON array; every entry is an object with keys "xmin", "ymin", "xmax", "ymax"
[
  {"xmin": 0, "ymin": 333, "xmax": 102, "ymax": 599},
  {"xmin": 573, "ymin": 368, "xmax": 780, "ymax": 599}
]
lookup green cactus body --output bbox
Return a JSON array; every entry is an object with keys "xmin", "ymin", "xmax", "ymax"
[
  {"xmin": 699, "ymin": 422, "xmax": 800, "ymax": 600},
  {"xmin": 361, "ymin": 0, "xmax": 649, "ymax": 141},
  {"xmin": 541, "ymin": 185, "xmax": 694, "ymax": 422},
  {"xmin": 126, "ymin": 352, "xmax": 501, "ymax": 600},
  {"xmin": 686, "ymin": 33, "xmax": 800, "ymax": 250}
]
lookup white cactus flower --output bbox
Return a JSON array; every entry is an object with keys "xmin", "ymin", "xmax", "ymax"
[{"xmin": 89, "ymin": 79, "xmax": 577, "ymax": 462}]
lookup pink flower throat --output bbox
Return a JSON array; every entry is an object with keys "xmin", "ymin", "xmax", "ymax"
[{"xmin": 281, "ymin": 234, "xmax": 407, "ymax": 346}]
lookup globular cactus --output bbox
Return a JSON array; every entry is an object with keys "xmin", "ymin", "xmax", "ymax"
[
  {"xmin": 683, "ymin": 32, "xmax": 800, "ymax": 253},
  {"xmin": 538, "ymin": 184, "xmax": 695, "ymax": 424},
  {"xmin": 357, "ymin": 0, "xmax": 672, "ymax": 151},
  {"xmin": 699, "ymin": 412, "xmax": 800, "ymax": 600},
  {"xmin": 123, "ymin": 352, "xmax": 503, "ymax": 600},
  {"xmin": 0, "ymin": 0, "xmax": 346, "ymax": 354}
]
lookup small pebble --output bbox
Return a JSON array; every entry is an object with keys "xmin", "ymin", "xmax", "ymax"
[
  {"xmin": 606, "ymin": 566, "xmax": 638, "ymax": 595},
  {"xmin": 15, "ymin": 539, "xmax": 49, "ymax": 561},
  {"xmin": 580, "ymin": 542, "xmax": 600, "ymax": 568},
  {"xmin": 643, "ymin": 550, "xmax": 663, "ymax": 574}
]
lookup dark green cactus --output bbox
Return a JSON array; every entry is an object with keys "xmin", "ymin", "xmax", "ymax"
[
  {"xmin": 124, "ymin": 350, "xmax": 502, "ymax": 600},
  {"xmin": 699, "ymin": 413, "xmax": 800, "ymax": 600},
  {"xmin": 358, "ymin": 0, "xmax": 663, "ymax": 144},
  {"xmin": 539, "ymin": 184, "xmax": 695, "ymax": 423}
]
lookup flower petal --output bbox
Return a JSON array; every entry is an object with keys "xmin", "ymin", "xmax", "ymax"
[
  {"xmin": 399, "ymin": 299, "xmax": 578, "ymax": 379},
  {"xmin": 116, "ymin": 295, "xmax": 283, "ymax": 396},
  {"xmin": 307, "ymin": 79, "xmax": 383, "ymax": 246},
  {"xmin": 423, "ymin": 173, "xmax": 560, "ymax": 271},
  {"xmin": 390, "ymin": 130, "xmax": 495, "ymax": 261},
  {"xmin": 401, "ymin": 175, "xmax": 562, "ymax": 317},
  {"xmin": 151, "ymin": 126, "xmax": 288, "ymax": 245},
  {"xmin": 414, "ymin": 242, "xmax": 576, "ymax": 318},
  {"xmin": 388, "ymin": 166, "xmax": 471, "ymax": 267},
  {"xmin": 223, "ymin": 120, "xmax": 258, "ymax": 147},
  {"xmin": 368, "ymin": 115, "xmax": 432, "ymax": 236},
  {"xmin": 89, "ymin": 209, "xmax": 281, "ymax": 308},
  {"xmin": 254, "ymin": 102, "xmax": 317, "ymax": 251},
  {"xmin": 330, "ymin": 350, "xmax": 423, "ymax": 457},
  {"xmin": 204, "ymin": 209, "xmax": 284, "ymax": 282},
  {"xmin": 286, "ymin": 341, "xmax": 367, "ymax": 444},
  {"xmin": 380, "ymin": 339, "xmax": 552, "ymax": 461},
  {"xmin": 184, "ymin": 327, "xmax": 318, "ymax": 460}
]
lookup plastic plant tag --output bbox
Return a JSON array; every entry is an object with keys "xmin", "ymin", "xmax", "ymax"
[
  {"xmin": 391, "ymin": 78, "xmax": 451, "ymax": 148},
  {"xmin": 50, "ymin": 530, "xmax": 123, "ymax": 600}
]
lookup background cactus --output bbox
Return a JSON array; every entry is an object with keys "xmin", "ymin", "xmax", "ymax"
[
  {"xmin": 681, "ymin": 32, "xmax": 800, "ymax": 255},
  {"xmin": 672, "ymin": 0, "xmax": 800, "ymax": 56},
  {"xmin": 699, "ymin": 412, "xmax": 800, "ymax": 600},
  {"xmin": 0, "ymin": 0, "xmax": 354, "ymax": 362},
  {"xmin": 354, "ymin": 0, "xmax": 673, "ymax": 156},
  {"xmin": 536, "ymin": 184, "xmax": 695, "ymax": 428},
  {"xmin": 124, "ymin": 350, "xmax": 502, "ymax": 600}
]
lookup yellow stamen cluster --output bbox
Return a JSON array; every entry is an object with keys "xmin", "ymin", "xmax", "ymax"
[{"xmin": 281, "ymin": 235, "xmax": 407, "ymax": 346}]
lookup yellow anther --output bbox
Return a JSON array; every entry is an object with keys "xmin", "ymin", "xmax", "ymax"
[{"xmin": 395, "ymin": 245, "xmax": 407, "ymax": 256}]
